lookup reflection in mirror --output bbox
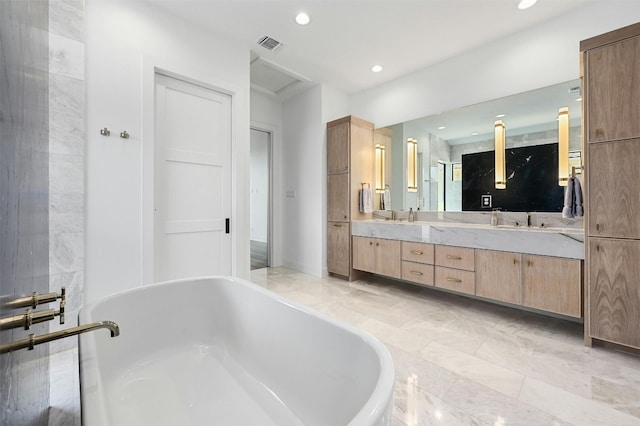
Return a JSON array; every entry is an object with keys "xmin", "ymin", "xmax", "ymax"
[{"xmin": 378, "ymin": 79, "xmax": 582, "ymax": 212}]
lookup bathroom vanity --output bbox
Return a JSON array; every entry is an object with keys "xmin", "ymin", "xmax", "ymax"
[{"xmin": 352, "ymin": 219, "xmax": 584, "ymax": 318}]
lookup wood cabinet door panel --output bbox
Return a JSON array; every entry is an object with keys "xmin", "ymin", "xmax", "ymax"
[
  {"xmin": 475, "ymin": 249, "xmax": 522, "ymax": 305},
  {"xmin": 586, "ymin": 35, "xmax": 640, "ymax": 143},
  {"xmin": 589, "ymin": 238, "xmax": 640, "ymax": 348},
  {"xmin": 375, "ymin": 239, "xmax": 401, "ymax": 279},
  {"xmin": 327, "ymin": 222, "xmax": 350, "ymax": 276},
  {"xmin": 352, "ymin": 236, "xmax": 375, "ymax": 273},
  {"xmin": 588, "ymin": 139, "xmax": 640, "ymax": 239},
  {"xmin": 327, "ymin": 122, "xmax": 349, "ymax": 174},
  {"xmin": 523, "ymin": 255, "xmax": 582, "ymax": 318},
  {"xmin": 327, "ymin": 173, "xmax": 350, "ymax": 222}
]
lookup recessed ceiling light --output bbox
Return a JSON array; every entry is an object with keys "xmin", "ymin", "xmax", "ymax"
[
  {"xmin": 472, "ymin": 132, "xmax": 479, "ymax": 136},
  {"xmin": 295, "ymin": 12, "xmax": 310, "ymax": 25},
  {"xmin": 576, "ymin": 97, "xmax": 582, "ymax": 102},
  {"xmin": 517, "ymin": 0, "xmax": 537, "ymax": 10},
  {"xmin": 438, "ymin": 126, "xmax": 446, "ymax": 130},
  {"xmin": 496, "ymin": 113, "xmax": 506, "ymax": 118},
  {"xmin": 371, "ymin": 65, "xmax": 383, "ymax": 73}
]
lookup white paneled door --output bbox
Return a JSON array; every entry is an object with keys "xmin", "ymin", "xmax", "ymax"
[{"xmin": 154, "ymin": 74, "xmax": 232, "ymax": 281}]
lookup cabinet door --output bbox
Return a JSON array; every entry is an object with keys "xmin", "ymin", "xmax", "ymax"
[
  {"xmin": 589, "ymin": 139, "xmax": 640, "ymax": 239},
  {"xmin": 523, "ymin": 255, "xmax": 582, "ymax": 318},
  {"xmin": 586, "ymin": 35, "xmax": 640, "ymax": 143},
  {"xmin": 475, "ymin": 249, "xmax": 522, "ymax": 305},
  {"xmin": 589, "ymin": 238, "xmax": 640, "ymax": 349},
  {"xmin": 327, "ymin": 173, "xmax": 350, "ymax": 222},
  {"xmin": 352, "ymin": 236, "xmax": 375, "ymax": 273},
  {"xmin": 327, "ymin": 222, "xmax": 350, "ymax": 277},
  {"xmin": 327, "ymin": 122, "xmax": 349, "ymax": 174},
  {"xmin": 375, "ymin": 239, "xmax": 401, "ymax": 279}
]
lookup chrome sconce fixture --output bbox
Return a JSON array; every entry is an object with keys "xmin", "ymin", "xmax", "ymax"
[
  {"xmin": 375, "ymin": 144, "xmax": 386, "ymax": 193},
  {"xmin": 494, "ymin": 120, "xmax": 506, "ymax": 189},
  {"xmin": 407, "ymin": 138, "xmax": 418, "ymax": 192},
  {"xmin": 558, "ymin": 107, "xmax": 570, "ymax": 186}
]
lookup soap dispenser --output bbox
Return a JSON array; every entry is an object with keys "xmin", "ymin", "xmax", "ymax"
[{"xmin": 408, "ymin": 207, "xmax": 415, "ymax": 222}]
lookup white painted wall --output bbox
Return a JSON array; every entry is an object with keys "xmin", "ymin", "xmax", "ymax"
[
  {"xmin": 251, "ymin": 89, "xmax": 283, "ymax": 267},
  {"xmin": 85, "ymin": 0, "xmax": 250, "ymax": 303},
  {"xmin": 349, "ymin": 1, "xmax": 640, "ymax": 128},
  {"xmin": 281, "ymin": 86, "xmax": 323, "ymax": 276},
  {"xmin": 250, "ymin": 129, "xmax": 269, "ymax": 243}
]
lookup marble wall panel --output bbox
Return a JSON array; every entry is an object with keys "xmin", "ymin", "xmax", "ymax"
[{"xmin": 0, "ymin": 0, "xmax": 51, "ymax": 424}]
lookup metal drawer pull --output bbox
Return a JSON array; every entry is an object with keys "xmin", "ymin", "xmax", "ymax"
[
  {"xmin": 446, "ymin": 277, "xmax": 462, "ymax": 283},
  {"xmin": 411, "ymin": 250, "xmax": 423, "ymax": 255},
  {"xmin": 446, "ymin": 255, "xmax": 462, "ymax": 260},
  {"xmin": 333, "ymin": 223, "xmax": 342, "ymax": 227},
  {"xmin": 411, "ymin": 271, "xmax": 424, "ymax": 276}
]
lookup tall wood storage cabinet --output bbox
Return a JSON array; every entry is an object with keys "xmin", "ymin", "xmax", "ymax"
[
  {"xmin": 327, "ymin": 116, "xmax": 374, "ymax": 280},
  {"xmin": 582, "ymin": 22, "xmax": 640, "ymax": 350}
]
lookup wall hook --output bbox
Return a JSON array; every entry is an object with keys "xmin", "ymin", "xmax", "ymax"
[
  {"xmin": 100, "ymin": 128, "xmax": 111, "ymax": 136},
  {"xmin": 120, "ymin": 130, "xmax": 130, "ymax": 139}
]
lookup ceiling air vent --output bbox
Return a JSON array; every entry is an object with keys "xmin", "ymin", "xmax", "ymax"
[
  {"xmin": 257, "ymin": 36, "xmax": 283, "ymax": 52},
  {"xmin": 569, "ymin": 86, "xmax": 581, "ymax": 95}
]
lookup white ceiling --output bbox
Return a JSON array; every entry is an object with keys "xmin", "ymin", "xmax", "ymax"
[{"xmin": 152, "ymin": 0, "xmax": 593, "ymax": 99}]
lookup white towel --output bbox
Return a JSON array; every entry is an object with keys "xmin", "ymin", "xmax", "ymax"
[
  {"xmin": 360, "ymin": 188, "xmax": 373, "ymax": 213},
  {"xmin": 384, "ymin": 188, "xmax": 391, "ymax": 211}
]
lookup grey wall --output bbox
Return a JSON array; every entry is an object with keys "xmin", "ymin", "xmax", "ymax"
[{"xmin": 0, "ymin": 1, "xmax": 51, "ymax": 424}]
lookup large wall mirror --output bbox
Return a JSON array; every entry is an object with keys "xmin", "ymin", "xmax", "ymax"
[{"xmin": 376, "ymin": 79, "xmax": 582, "ymax": 212}]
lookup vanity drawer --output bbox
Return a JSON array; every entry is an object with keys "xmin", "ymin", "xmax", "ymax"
[
  {"xmin": 402, "ymin": 261, "xmax": 434, "ymax": 287},
  {"xmin": 435, "ymin": 266, "xmax": 475, "ymax": 295},
  {"xmin": 402, "ymin": 242, "xmax": 434, "ymax": 264},
  {"xmin": 435, "ymin": 245, "xmax": 475, "ymax": 271}
]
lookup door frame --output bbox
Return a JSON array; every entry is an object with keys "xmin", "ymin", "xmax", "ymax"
[
  {"xmin": 251, "ymin": 120, "xmax": 281, "ymax": 268},
  {"xmin": 249, "ymin": 126, "xmax": 273, "ymax": 268},
  {"xmin": 142, "ymin": 57, "xmax": 250, "ymax": 284}
]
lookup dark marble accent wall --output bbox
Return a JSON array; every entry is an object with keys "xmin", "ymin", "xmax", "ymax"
[
  {"xmin": 0, "ymin": 1, "xmax": 51, "ymax": 425},
  {"xmin": 462, "ymin": 143, "xmax": 564, "ymax": 212}
]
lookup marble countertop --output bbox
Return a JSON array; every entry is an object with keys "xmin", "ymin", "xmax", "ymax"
[{"xmin": 351, "ymin": 220, "xmax": 585, "ymax": 260}]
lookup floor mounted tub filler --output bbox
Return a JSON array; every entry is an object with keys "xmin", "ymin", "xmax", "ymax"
[{"xmin": 79, "ymin": 276, "xmax": 395, "ymax": 425}]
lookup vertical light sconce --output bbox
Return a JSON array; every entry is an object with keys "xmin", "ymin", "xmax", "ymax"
[
  {"xmin": 494, "ymin": 120, "xmax": 506, "ymax": 189},
  {"xmin": 407, "ymin": 138, "xmax": 418, "ymax": 192},
  {"xmin": 558, "ymin": 107, "xmax": 570, "ymax": 186},
  {"xmin": 375, "ymin": 144, "xmax": 386, "ymax": 193}
]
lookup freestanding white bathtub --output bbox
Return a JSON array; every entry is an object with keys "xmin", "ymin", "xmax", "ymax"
[{"xmin": 79, "ymin": 276, "xmax": 395, "ymax": 425}]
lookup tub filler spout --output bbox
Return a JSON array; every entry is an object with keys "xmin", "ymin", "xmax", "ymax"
[{"xmin": 0, "ymin": 320, "xmax": 120, "ymax": 354}]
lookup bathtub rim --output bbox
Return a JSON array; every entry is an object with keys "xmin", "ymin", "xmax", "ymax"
[{"xmin": 78, "ymin": 275, "xmax": 395, "ymax": 426}]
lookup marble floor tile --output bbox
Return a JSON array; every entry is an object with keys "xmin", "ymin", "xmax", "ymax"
[{"xmin": 251, "ymin": 267, "xmax": 640, "ymax": 425}]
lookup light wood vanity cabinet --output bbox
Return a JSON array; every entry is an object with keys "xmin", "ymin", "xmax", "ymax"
[
  {"xmin": 401, "ymin": 242, "xmax": 434, "ymax": 287},
  {"xmin": 352, "ymin": 236, "xmax": 401, "ymax": 279},
  {"xmin": 475, "ymin": 249, "xmax": 521, "ymax": 305},
  {"xmin": 327, "ymin": 116, "xmax": 373, "ymax": 280},
  {"xmin": 353, "ymin": 236, "xmax": 583, "ymax": 317},
  {"xmin": 582, "ymin": 23, "xmax": 640, "ymax": 350},
  {"xmin": 522, "ymin": 254, "xmax": 582, "ymax": 318},
  {"xmin": 434, "ymin": 245, "xmax": 475, "ymax": 295}
]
